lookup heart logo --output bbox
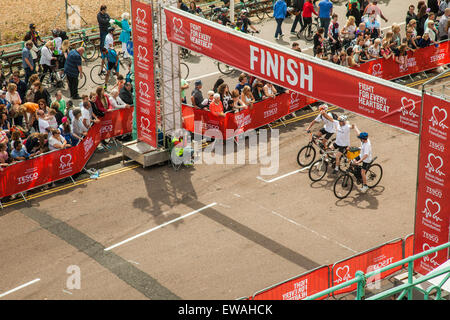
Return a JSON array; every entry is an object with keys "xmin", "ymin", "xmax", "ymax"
[
  {"xmin": 335, "ymin": 265, "xmax": 351, "ymax": 283},
  {"xmin": 400, "ymin": 97, "xmax": 419, "ymax": 118},
  {"xmin": 139, "ymin": 82, "xmax": 149, "ymax": 97},
  {"xmin": 173, "ymin": 17, "xmax": 183, "ymax": 33},
  {"xmin": 140, "ymin": 116, "xmax": 151, "ymax": 131},
  {"xmin": 426, "ymin": 153, "xmax": 445, "ymax": 176},
  {"xmin": 422, "ymin": 243, "xmax": 439, "ymax": 266},
  {"xmin": 423, "ymin": 198, "xmax": 443, "ymax": 222},
  {"xmin": 137, "ymin": 45, "xmax": 148, "ymax": 62},
  {"xmin": 136, "ymin": 8, "xmax": 147, "ymax": 26},
  {"xmin": 59, "ymin": 154, "xmax": 72, "ymax": 169},
  {"xmin": 430, "ymin": 106, "xmax": 448, "ymax": 129},
  {"xmin": 372, "ymin": 63, "xmax": 382, "ymax": 75}
]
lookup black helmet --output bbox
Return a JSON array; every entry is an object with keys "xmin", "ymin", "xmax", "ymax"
[
  {"xmin": 29, "ymin": 23, "xmax": 36, "ymax": 29},
  {"xmin": 108, "ymin": 26, "xmax": 115, "ymax": 32}
]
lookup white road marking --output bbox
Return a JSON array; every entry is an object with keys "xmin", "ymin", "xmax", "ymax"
[
  {"xmin": 187, "ymin": 70, "xmax": 221, "ymax": 82},
  {"xmin": 62, "ymin": 289, "xmax": 73, "ymax": 295},
  {"xmin": 270, "ymin": 210, "xmax": 358, "ymax": 254},
  {"xmin": 104, "ymin": 202, "xmax": 218, "ymax": 251},
  {"xmin": 257, "ymin": 165, "xmax": 311, "ymax": 183},
  {"xmin": 0, "ymin": 278, "xmax": 41, "ymax": 298}
]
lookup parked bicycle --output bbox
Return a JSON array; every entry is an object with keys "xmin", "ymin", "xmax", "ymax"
[
  {"xmin": 40, "ymin": 67, "xmax": 86, "ymax": 94},
  {"xmin": 71, "ymin": 31, "xmax": 98, "ymax": 62},
  {"xmin": 297, "ymin": 133, "xmax": 335, "ymax": 167},
  {"xmin": 333, "ymin": 156, "xmax": 383, "ymax": 199},
  {"xmin": 180, "ymin": 62, "xmax": 189, "ymax": 79},
  {"xmin": 238, "ymin": 0, "xmax": 265, "ymax": 21}
]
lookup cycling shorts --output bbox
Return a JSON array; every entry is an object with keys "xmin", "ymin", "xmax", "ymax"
[{"xmin": 319, "ymin": 128, "xmax": 334, "ymax": 140}]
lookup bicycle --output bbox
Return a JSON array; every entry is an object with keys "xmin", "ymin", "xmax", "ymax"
[
  {"xmin": 333, "ymin": 157, "xmax": 383, "ymax": 199},
  {"xmin": 297, "ymin": 16, "xmax": 319, "ymax": 42},
  {"xmin": 206, "ymin": 4, "xmax": 227, "ymax": 22},
  {"xmin": 238, "ymin": 0, "xmax": 265, "ymax": 21},
  {"xmin": 216, "ymin": 61, "xmax": 235, "ymax": 75},
  {"xmin": 90, "ymin": 58, "xmax": 128, "ymax": 86},
  {"xmin": 180, "ymin": 62, "xmax": 189, "ymax": 79},
  {"xmin": 297, "ymin": 133, "xmax": 335, "ymax": 167},
  {"xmin": 40, "ymin": 67, "xmax": 86, "ymax": 94},
  {"xmin": 308, "ymin": 146, "xmax": 357, "ymax": 182},
  {"xmin": 71, "ymin": 31, "xmax": 98, "ymax": 62}
]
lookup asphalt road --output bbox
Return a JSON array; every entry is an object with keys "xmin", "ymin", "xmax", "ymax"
[{"xmin": 0, "ymin": 0, "xmax": 447, "ymax": 300}]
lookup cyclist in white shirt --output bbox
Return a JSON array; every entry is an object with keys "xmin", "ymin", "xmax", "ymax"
[
  {"xmin": 306, "ymin": 104, "xmax": 336, "ymax": 148},
  {"xmin": 320, "ymin": 112, "xmax": 355, "ymax": 174},
  {"xmin": 353, "ymin": 129, "xmax": 372, "ymax": 193}
]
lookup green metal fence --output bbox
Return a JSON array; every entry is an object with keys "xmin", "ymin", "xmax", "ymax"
[{"xmin": 304, "ymin": 241, "xmax": 450, "ymax": 300}]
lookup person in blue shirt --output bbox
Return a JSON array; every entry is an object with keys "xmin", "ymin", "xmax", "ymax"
[
  {"xmin": 273, "ymin": 0, "xmax": 287, "ymax": 40},
  {"xmin": 10, "ymin": 140, "xmax": 31, "ymax": 161},
  {"xmin": 102, "ymin": 45, "xmax": 119, "ymax": 91},
  {"xmin": 64, "ymin": 47, "xmax": 84, "ymax": 100},
  {"xmin": 318, "ymin": 0, "xmax": 333, "ymax": 39}
]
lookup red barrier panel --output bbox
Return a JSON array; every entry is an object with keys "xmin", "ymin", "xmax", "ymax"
[
  {"xmin": 252, "ymin": 266, "xmax": 329, "ymax": 300},
  {"xmin": 0, "ymin": 108, "xmax": 133, "ymax": 199},
  {"xmin": 353, "ymin": 41, "xmax": 450, "ymax": 81},
  {"xmin": 404, "ymin": 234, "xmax": 415, "ymax": 259},
  {"xmin": 414, "ymin": 93, "xmax": 450, "ymax": 275},
  {"xmin": 182, "ymin": 92, "xmax": 312, "ymax": 139},
  {"xmin": 330, "ymin": 239, "xmax": 404, "ymax": 296}
]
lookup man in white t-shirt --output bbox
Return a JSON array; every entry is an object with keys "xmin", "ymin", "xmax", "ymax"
[
  {"xmin": 306, "ymin": 104, "xmax": 336, "ymax": 148},
  {"xmin": 81, "ymin": 101, "xmax": 95, "ymax": 129},
  {"xmin": 321, "ymin": 111, "xmax": 355, "ymax": 174},
  {"xmin": 353, "ymin": 129, "xmax": 372, "ymax": 193}
]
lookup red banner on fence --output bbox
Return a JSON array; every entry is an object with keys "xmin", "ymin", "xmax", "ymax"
[
  {"xmin": 0, "ymin": 108, "xmax": 133, "ymax": 199},
  {"xmin": 330, "ymin": 239, "xmax": 404, "ymax": 296},
  {"xmin": 165, "ymin": 7, "xmax": 422, "ymax": 135},
  {"xmin": 182, "ymin": 92, "xmax": 313, "ymax": 139},
  {"xmin": 252, "ymin": 266, "xmax": 329, "ymax": 300},
  {"xmin": 132, "ymin": 0, "xmax": 157, "ymax": 147},
  {"xmin": 414, "ymin": 93, "xmax": 450, "ymax": 275},
  {"xmin": 353, "ymin": 41, "xmax": 450, "ymax": 81}
]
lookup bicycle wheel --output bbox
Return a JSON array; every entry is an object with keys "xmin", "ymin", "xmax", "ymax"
[
  {"xmin": 309, "ymin": 159, "xmax": 328, "ymax": 182},
  {"xmin": 217, "ymin": 62, "xmax": 233, "ymax": 75},
  {"xmin": 180, "ymin": 62, "xmax": 189, "ymax": 79},
  {"xmin": 41, "ymin": 71, "xmax": 57, "ymax": 94},
  {"xmin": 82, "ymin": 41, "xmax": 97, "ymax": 62},
  {"xmin": 90, "ymin": 64, "xmax": 107, "ymax": 85},
  {"xmin": 254, "ymin": 3, "xmax": 265, "ymax": 20},
  {"xmin": 263, "ymin": 1, "xmax": 272, "ymax": 18},
  {"xmin": 365, "ymin": 163, "xmax": 383, "ymax": 188},
  {"xmin": 297, "ymin": 145, "xmax": 316, "ymax": 167},
  {"xmin": 339, "ymin": 155, "xmax": 351, "ymax": 172},
  {"xmin": 333, "ymin": 174, "xmax": 354, "ymax": 199},
  {"xmin": 303, "ymin": 23, "xmax": 318, "ymax": 42},
  {"xmin": 78, "ymin": 72, "xmax": 87, "ymax": 90}
]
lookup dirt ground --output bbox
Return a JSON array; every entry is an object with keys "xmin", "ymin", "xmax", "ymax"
[{"xmin": 0, "ymin": 106, "xmax": 419, "ymax": 299}]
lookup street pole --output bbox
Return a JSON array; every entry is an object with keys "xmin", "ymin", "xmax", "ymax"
[
  {"xmin": 230, "ymin": 0, "xmax": 234, "ymax": 25},
  {"xmin": 65, "ymin": 0, "xmax": 69, "ymax": 30}
]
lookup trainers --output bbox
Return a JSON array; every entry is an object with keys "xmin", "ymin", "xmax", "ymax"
[
  {"xmin": 332, "ymin": 169, "xmax": 338, "ymax": 174},
  {"xmin": 290, "ymin": 31, "xmax": 296, "ymax": 35},
  {"xmin": 360, "ymin": 185, "xmax": 369, "ymax": 193}
]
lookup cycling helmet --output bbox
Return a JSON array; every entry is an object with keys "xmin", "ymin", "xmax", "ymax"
[
  {"xmin": 29, "ymin": 23, "xmax": 36, "ymax": 29},
  {"xmin": 241, "ymin": 9, "xmax": 248, "ymax": 15},
  {"xmin": 318, "ymin": 104, "xmax": 328, "ymax": 111},
  {"xmin": 108, "ymin": 26, "xmax": 115, "ymax": 32},
  {"xmin": 338, "ymin": 115, "xmax": 347, "ymax": 122},
  {"xmin": 357, "ymin": 132, "xmax": 369, "ymax": 140}
]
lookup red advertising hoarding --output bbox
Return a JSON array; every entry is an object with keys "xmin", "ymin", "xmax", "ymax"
[
  {"xmin": 132, "ymin": 0, "xmax": 157, "ymax": 147},
  {"xmin": 353, "ymin": 41, "xmax": 450, "ymax": 81},
  {"xmin": 0, "ymin": 108, "xmax": 133, "ymax": 199},
  {"xmin": 414, "ymin": 93, "xmax": 450, "ymax": 275},
  {"xmin": 164, "ymin": 7, "xmax": 422, "ymax": 135}
]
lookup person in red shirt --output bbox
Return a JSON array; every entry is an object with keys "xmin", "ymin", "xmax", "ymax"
[
  {"xmin": 95, "ymin": 86, "xmax": 112, "ymax": 114},
  {"xmin": 299, "ymin": 0, "xmax": 318, "ymax": 38},
  {"xmin": 209, "ymin": 93, "xmax": 226, "ymax": 117}
]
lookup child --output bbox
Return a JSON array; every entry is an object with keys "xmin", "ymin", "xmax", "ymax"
[
  {"xmin": 112, "ymin": 74, "xmax": 125, "ymax": 92},
  {"xmin": 46, "ymin": 108, "xmax": 58, "ymax": 129}
]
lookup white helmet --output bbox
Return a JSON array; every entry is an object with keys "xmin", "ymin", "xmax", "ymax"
[
  {"xmin": 338, "ymin": 115, "xmax": 347, "ymax": 122},
  {"xmin": 241, "ymin": 9, "xmax": 248, "ymax": 14},
  {"xmin": 319, "ymin": 104, "xmax": 328, "ymax": 111}
]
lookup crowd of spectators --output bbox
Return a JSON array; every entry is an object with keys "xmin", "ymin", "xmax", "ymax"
[{"xmin": 294, "ymin": 0, "xmax": 449, "ymax": 68}]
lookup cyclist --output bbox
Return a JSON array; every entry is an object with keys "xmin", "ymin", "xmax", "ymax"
[
  {"xmin": 320, "ymin": 111, "xmax": 355, "ymax": 174},
  {"xmin": 305, "ymin": 104, "xmax": 335, "ymax": 149},
  {"xmin": 352, "ymin": 129, "xmax": 372, "ymax": 193},
  {"xmin": 238, "ymin": 10, "xmax": 259, "ymax": 34},
  {"xmin": 102, "ymin": 44, "xmax": 119, "ymax": 91}
]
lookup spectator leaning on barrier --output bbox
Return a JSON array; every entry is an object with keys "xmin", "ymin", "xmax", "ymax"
[
  {"xmin": 119, "ymin": 82, "xmax": 133, "ymax": 106},
  {"xmin": 209, "ymin": 93, "xmax": 225, "ymax": 118},
  {"xmin": 64, "ymin": 47, "xmax": 84, "ymax": 100},
  {"xmin": 48, "ymin": 128, "xmax": 71, "ymax": 151}
]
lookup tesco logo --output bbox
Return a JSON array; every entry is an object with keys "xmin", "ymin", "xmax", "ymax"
[
  {"xmin": 17, "ymin": 172, "xmax": 39, "ymax": 185},
  {"xmin": 100, "ymin": 124, "xmax": 113, "ymax": 134},
  {"xmin": 264, "ymin": 108, "xmax": 278, "ymax": 119}
]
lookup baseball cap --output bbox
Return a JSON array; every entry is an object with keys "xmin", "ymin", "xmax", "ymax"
[{"xmin": 62, "ymin": 116, "xmax": 68, "ymax": 123}]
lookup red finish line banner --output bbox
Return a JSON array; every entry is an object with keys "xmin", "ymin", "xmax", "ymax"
[
  {"xmin": 182, "ymin": 93, "xmax": 313, "ymax": 139},
  {"xmin": 353, "ymin": 41, "xmax": 450, "ymax": 81},
  {"xmin": 414, "ymin": 93, "xmax": 450, "ymax": 275},
  {"xmin": 0, "ymin": 109, "xmax": 133, "ymax": 199},
  {"xmin": 132, "ymin": 0, "xmax": 157, "ymax": 147},
  {"xmin": 252, "ymin": 266, "xmax": 329, "ymax": 300},
  {"xmin": 165, "ymin": 7, "xmax": 422, "ymax": 135}
]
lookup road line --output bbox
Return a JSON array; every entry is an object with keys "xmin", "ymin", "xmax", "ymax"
[
  {"xmin": 187, "ymin": 70, "xmax": 221, "ymax": 82},
  {"xmin": 270, "ymin": 210, "xmax": 358, "ymax": 254},
  {"xmin": 104, "ymin": 202, "xmax": 217, "ymax": 251},
  {"xmin": 257, "ymin": 166, "xmax": 310, "ymax": 183},
  {"xmin": 0, "ymin": 278, "xmax": 40, "ymax": 299}
]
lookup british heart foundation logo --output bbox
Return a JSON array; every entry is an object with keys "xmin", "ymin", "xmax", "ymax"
[
  {"xmin": 135, "ymin": 8, "xmax": 148, "ymax": 26},
  {"xmin": 371, "ymin": 63, "xmax": 382, "ymax": 77},
  {"xmin": 59, "ymin": 153, "xmax": 74, "ymax": 175},
  {"xmin": 400, "ymin": 97, "xmax": 419, "ymax": 118},
  {"xmin": 422, "ymin": 199, "xmax": 443, "ymax": 223},
  {"xmin": 173, "ymin": 17, "xmax": 183, "ymax": 34},
  {"xmin": 140, "ymin": 116, "xmax": 152, "ymax": 134},
  {"xmin": 425, "ymin": 153, "xmax": 445, "ymax": 176},
  {"xmin": 429, "ymin": 106, "xmax": 448, "ymax": 130}
]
